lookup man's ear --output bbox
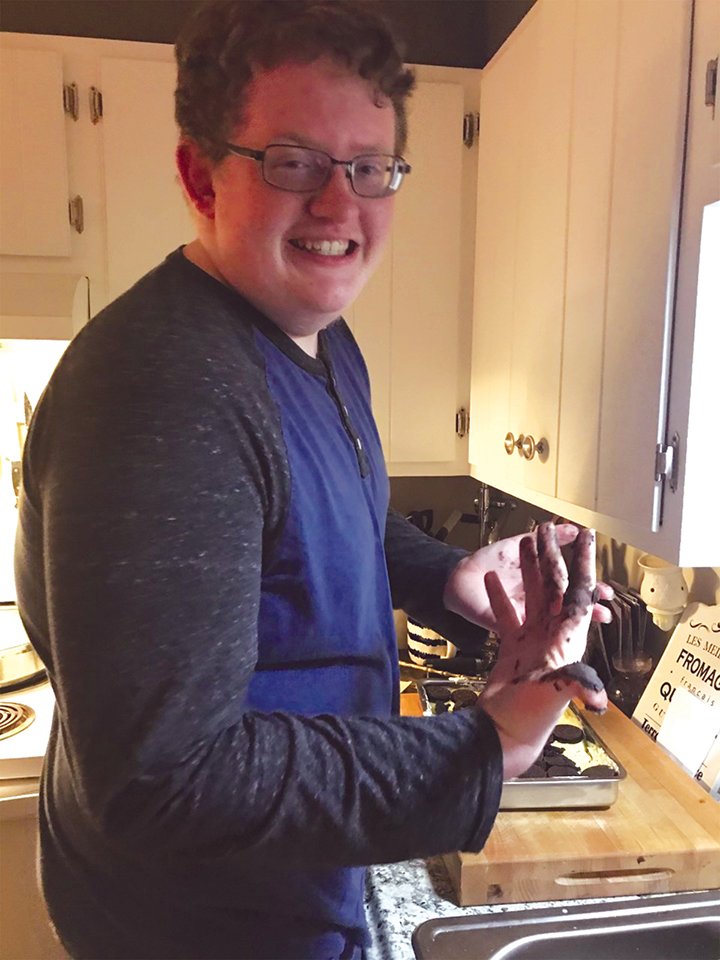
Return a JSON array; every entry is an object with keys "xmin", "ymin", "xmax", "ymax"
[{"xmin": 176, "ymin": 139, "xmax": 216, "ymax": 219}]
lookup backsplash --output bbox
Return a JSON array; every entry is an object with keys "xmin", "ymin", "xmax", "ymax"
[
  {"xmin": 597, "ymin": 534, "xmax": 720, "ymax": 607},
  {"xmin": 390, "ymin": 478, "xmax": 720, "ymax": 691},
  {"xmin": 389, "ymin": 475, "xmax": 720, "ymax": 607}
]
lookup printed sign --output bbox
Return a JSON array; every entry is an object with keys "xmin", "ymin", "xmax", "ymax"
[{"xmin": 632, "ymin": 602, "xmax": 720, "ymax": 792}]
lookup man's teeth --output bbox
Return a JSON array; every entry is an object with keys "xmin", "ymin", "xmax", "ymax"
[{"xmin": 292, "ymin": 239, "xmax": 351, "ymax": 256}]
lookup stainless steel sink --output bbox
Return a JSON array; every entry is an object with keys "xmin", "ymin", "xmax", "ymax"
[{"xmin": 412, "ymin": 890, "xmax": 720, "ymax": 960}]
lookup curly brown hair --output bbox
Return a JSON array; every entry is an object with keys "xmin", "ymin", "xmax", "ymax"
[{"xmin": 175, "ymin": 0, "xmax": 416, "ymax": 162}]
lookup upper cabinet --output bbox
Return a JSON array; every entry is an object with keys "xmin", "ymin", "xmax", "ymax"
[
  {"xmin": 0, "ymin": 48, "xmax": 72, "ymax": 257},
  {"xmin": 0, "ymin": 33, "xmax": 184, "ymax": 318},
  {"xmin": 347, "ymin": 67, "xmax": 479, "ymax": 475},
  {"xmin": 0, "ymin": 34, "xmax": 476, "ymax": 476},
  {"xmin": 470, "ymin": 0, "xmax": 720, "ymax": 566},
  {"xmin": 99, "ymin": 57, "xmax": 193, "ymax": 303},
  {"xmin": 470, "ymin": 0, "xmax": 573, "ymax": 500}
]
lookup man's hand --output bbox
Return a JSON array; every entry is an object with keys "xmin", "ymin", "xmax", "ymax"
[
  {"xmin": 476, "ymin": 523, "xmax": 608, "ymax": 779},
  {"xmin": 443, "ymin": 523, "xmax": 613, "ymax": 633}
]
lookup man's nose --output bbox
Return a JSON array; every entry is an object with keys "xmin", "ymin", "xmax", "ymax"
[{"xmin": 307, "ymin": 163, "xmax": 357, "ymax": 217}]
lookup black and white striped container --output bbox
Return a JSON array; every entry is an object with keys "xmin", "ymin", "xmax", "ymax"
[{"xmin": 406, "ymin": 618, "xmax": 457, "ymax": 666}]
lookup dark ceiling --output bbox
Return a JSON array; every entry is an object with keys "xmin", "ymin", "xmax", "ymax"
[{"xmin": 0, "ymin": 1, "xmax": 535, "ymax": 70}]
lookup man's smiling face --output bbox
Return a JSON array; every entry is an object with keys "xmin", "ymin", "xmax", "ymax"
[{"xmin": 191, "ymin": 57, "xmax": 397, "ymax": 340}]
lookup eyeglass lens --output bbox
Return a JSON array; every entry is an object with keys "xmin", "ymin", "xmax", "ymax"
[{"xmin": 263, "ymin": 145, "xmax": 401, "ymax": 197}]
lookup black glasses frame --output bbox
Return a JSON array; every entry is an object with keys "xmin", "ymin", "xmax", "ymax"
[{"xmin": 223, "ymin": 142, "xmax": 411, "ymax": 198}]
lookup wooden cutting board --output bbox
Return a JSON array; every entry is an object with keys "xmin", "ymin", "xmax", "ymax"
[{"xmin": 442, "ymin": 702, "xmax": 720, "ymax": 906}]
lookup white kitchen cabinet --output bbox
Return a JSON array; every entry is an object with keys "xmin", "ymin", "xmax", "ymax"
[
  {"xmin": 0, "ymin": 33, "xmax": 478, "ymax": 476},
  {"xmin": 593, "ymin": 0, "xmax": 692, "ymax": 531},
  {"xmin": 470, "ymin": 0, "xmax": 574, "ymax": 498},
  {"xmin": 99, "ymin": 58, "xmax": 475, "ymax": 475},
  {"xmin": 470, "ymin": 0, "xmax": 720, "ymax": 565},
  {"xmin": 100, "ymin": 57, "xmax": 193, "ymax": 302},
  {"xmin": 0, "ymin": 47, "xmax": 72, "ymax": 257},
  {"xmin": 466, "ymin": 26, "xmax": 521, "ymax": 493},
  {"xmin": 0, "ymin": 33, "xmax": 183, "ymax": 320},
  {"xmin": 348, "ymin": 67, "xmax": 479, "ymax": 475}
]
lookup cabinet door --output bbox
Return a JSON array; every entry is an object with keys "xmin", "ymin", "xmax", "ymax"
[
  {"xmin": 557, "ymin": 0, "xmax": 619, "ymax": 511},
  {"xmin": 560, "ymin": 0, "xmax": 692, "ymax": 525},
  {"xmin": 470, "ymin": 1, "xmax": 573, "ymax": 498},
  {"xmin": 595, "ymin": 0, "xmax": 692, "ymax": 531},
  {"xmin": 389, "ymin": 80, "xmax": 464, "ymax": 464},
  {"xmin": 351, "ymin": 79, "xmax": 466, "ymax": 468},
  {"xmin": 0, "ymin": 47, "xmax": 71, "ymax": 257},
  {"xmin": 101, "ymin": 58, "xmax": 193, "ymax": 301},
  {"xmin": 509, "ymin": 0, "xmax": 573, "ymax": 497},
  {"xmin": 468, "ymin": 29, "xmax": 523, "ymax": 490}
]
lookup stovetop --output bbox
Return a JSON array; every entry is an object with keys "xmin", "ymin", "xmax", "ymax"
[{"xmin": 0, "ymin": 680, "xmax": 54, "ymax": 780}]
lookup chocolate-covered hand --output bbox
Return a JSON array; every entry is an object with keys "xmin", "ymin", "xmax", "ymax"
[
  {"xmin": 443, "ymin": 524, "xmax": 613, "ymax": 632},
  {"xmin": 477, "ymin": 523, "xmax": 608, "ymax": 779}
]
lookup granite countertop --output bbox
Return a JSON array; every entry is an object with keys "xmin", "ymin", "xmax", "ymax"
[
  {"xmin": 363, "ymin": 856, "xmax": 675, "ymax": 960},
  {"xmin": 364, "ymin": 856, "xmax": 511, "ymax": 960}
]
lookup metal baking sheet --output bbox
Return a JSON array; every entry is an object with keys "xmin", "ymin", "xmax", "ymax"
[{"xmin": 416, "ymin": 678, "xmax": 626, "ymax": 810}]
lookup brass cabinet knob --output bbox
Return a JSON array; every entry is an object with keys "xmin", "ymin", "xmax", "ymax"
[
  {"xmin": 504, "ymin": 432, "xmax": 517, "ymax": 455},
  {"xmin": 520, "ymin": 434, "xmax": 547, "ymax": 460}
]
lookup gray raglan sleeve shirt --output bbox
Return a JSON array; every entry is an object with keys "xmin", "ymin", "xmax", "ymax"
[{"xmin": 14, "ymin": 253, "xmax": 503, "ymax": 873}]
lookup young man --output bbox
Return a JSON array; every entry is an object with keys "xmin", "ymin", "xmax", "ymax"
[{"xmin": 14, "ymin": 3, "xmax": 609, "ymax": 957}]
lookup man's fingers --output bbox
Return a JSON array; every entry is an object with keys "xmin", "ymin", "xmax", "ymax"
[
  {"xmin": 484, "ymin": 570, "xmax": 522, "ymax": 635},
  {"xmin": 590, "ymin": 579, "xmax": 614, "ymax": 623},
  {"xmin": 537, "ymin": 522, "xmax": 566, "ymax": 616},
  {"xmin": 544, "ymin": 661, "xmax": 608, "ymax": 713},
  {"xmin": 592, "ymin": 604, "xmax": 613, "ymax": 624},
  {"xmin": 594, "ymin": 582, "xmax": 614, "ymax": 601},
  {"xmin": 554, "ymin": 523, "xmax": 580, "ymax": 546},
  {"xmin": 519, "ymin": 535, "xmax": 544, "ymax": 621},
  {"xmin": 563, "ymin": 527, "xmax": 596, "ymax": 620}
]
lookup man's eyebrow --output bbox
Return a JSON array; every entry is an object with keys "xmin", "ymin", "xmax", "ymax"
[{"xmin": 269, "ymin": 134, "xmax": 394, "ymax": 155}]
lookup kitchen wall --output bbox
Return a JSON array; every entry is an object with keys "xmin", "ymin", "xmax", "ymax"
[
  {"xmin": 597, "ymin": 534, "xmax": 720, "ymax": 606},
  {"xmin": 390, "ymin": 476, "xmax": 719, "ymax": 669},
  {"xmin": 0, "ymin": 339, "xmax": 68, "ymax": 599},
  {"xmin": 391, "ymin": 475, "xmax": 720, "ymax": 605}
]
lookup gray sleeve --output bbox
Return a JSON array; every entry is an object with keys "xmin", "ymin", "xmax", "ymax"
[
  {"xmin": 384, "ymin": 508, "xmax": 491, "ymax": 650},
  {"xmin": 15, "ymin": 303, "xmax": 502, "ymax": 868}
]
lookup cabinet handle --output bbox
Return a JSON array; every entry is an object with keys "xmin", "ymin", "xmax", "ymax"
[
  {"xmin": 89, "ymin": 86, "xmax": 103, "ymax": 124},
  {"xmin": 68, "ymin": 195, "xmax": 84, "ymax": 234},
  {"xmin": 504, "ymin": 432, "xmax": 526, "ymax": 456},
  {"xmin": 706, "ymin": 57, "xmax": 718, "ymax": 114},
  {"xmin": 456, "ymin": 407, "xmax": 469, "ymax": 438},
  {"xmin": 62, "ymin": 83, "xmax": 79, "ymax": 121},
  {"xmin": 520, "ymin": 434, "xmax": 547, "ymax": 461}
]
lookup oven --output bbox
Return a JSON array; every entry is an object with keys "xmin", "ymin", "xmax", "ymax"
[{"xmin": 0, "ymin": 605, "xmax": 66, "ymax": 958}]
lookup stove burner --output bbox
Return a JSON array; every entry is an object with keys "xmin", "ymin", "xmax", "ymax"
[{"xmin": 0, "ymin": 701, "xmax": 35, "ymax": 740}]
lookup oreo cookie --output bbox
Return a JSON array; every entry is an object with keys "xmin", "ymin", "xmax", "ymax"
[
  {"xmin": 425, "ymin": 684, "xmax": 453, "ymax": 703},
  {"xmin": 518, "ymin": 763, "xmax": 548, "ymax": 779},
  {"xmin": 584, "ymin": 764, "xmax": 618, "ymax": 779},
  {"xmin": 547, "ymin": 762, "xmax": 581, "ymax": 777},
  {"xmin": 552, "ymin": 723, "xmax": 584, "ymax": 744},
  {"xmin": 449, "ymin": 688, "xmax": 478, "ymax": 709},
  {"xmin": 546, "ymin": 753, "xmax": 577, "ymax": 769}
]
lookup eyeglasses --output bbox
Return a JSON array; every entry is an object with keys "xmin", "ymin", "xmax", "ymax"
[{"xmin": 223, "ymin": 142, "xmax": 411, "ymax": 198}]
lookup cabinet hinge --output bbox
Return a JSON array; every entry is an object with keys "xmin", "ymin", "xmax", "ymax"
[
  {"xmin": 706, "ymin": 57, "xmax": 718, "ymax": 117},
  {"xmin": 455, "ymin": 407, "xmax": 470, "ymax": 437},
  {"xmin": 68, "ymin": 195, "xmax": 84, "ymax": 234},
  {"xmin": 462, "ymin": 112, "xmax": 479, "ymax": 148},
  {"xmin": 655, "ymin": 433, "xmax": 679, "ymax": 493},
  {"xmin": 89, "ymin": 86, "xmax": 103, "ymax": 124},
  {"xmin": 62, "ymin": 82, "xmax": 79, "ymax": 121}
]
